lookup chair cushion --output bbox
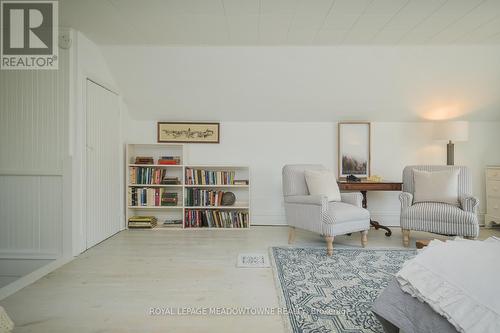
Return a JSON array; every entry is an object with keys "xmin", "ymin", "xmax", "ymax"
[
  {"xmin": 305, "ymin": 169, "xmax": 341, "ymax": 202},
  {"xmin": 327, "ymin": 201, "xmax": 370, "ymax": 224},
  {"xmin": 402, "ymin": 202, "xmax": 478, "ymax": 228},
  {"xmin": 413, "ymin": 169, "xmax": 459, "ymax": 206}
]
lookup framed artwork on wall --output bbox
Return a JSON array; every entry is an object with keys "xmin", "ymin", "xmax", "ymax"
[
  {"xmin": 338, "ymin": 122, "xmax": 371, "ymax": 179},
  {"xmin": 157, "ymin": 122, "xmax": 220, "ymax": 143}
]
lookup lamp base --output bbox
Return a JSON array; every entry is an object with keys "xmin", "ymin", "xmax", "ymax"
[{"xmin": 447, "ymin": 141, "xmax": 454, "ymax": 165}]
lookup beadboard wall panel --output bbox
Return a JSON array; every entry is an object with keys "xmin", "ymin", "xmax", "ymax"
[
  {"xmin": 0, "ymin": 176, "xmax": 62, "ymax": 258},
  {"xmin": 0, "ymin": 48, "xmax": 69, "ymax": 259},
  {"xmin": 0, "ymin": 50, "xmax": 69, "ymax": 175}
]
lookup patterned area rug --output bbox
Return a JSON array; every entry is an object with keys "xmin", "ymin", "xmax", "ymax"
[{"xmin": 271, "ymin": 247, "xmax": 416, "ymax": 333}]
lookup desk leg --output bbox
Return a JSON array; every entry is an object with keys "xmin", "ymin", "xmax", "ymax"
[{"xmin": 361, "ymin": 190, "xmax": 392, "ymax": 237}]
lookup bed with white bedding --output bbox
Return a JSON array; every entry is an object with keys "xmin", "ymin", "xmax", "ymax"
[{"xmin": 372, "ymin": 237, "xmax": 500, "ymax": 333}]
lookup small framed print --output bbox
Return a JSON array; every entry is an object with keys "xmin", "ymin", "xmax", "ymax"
[
  {"xmin": 157, "ymin": 122, "xmax": 220, "ymax": 143},
  {"xmin": 338, "ymin": 122, "xmax": 371, "ymax": 179}
]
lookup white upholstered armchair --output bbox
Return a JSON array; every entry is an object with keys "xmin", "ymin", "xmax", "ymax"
[
  {"xmin": 400, "ymin": 165, "xmax": 479, "ymax": 247},
  {"xmin": 282, "ymin": 165, "xmax": 370, "ymax": 255}
]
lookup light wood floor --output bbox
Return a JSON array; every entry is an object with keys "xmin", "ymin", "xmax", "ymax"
[{"xmin": 1, "ymin": 226, "xmax": 499, "ymax": 333}]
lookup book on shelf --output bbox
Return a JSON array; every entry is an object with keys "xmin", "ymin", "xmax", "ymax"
[
  {"xmin": 163, "ymin": 219, "xmax": 183, "ymax": 227},
  {"xmin": 129, "ymin": 167, "xmax": 180, "ymax": 185},
  {"xmin": 134, "ymin": 156, "xmax": 154, "ymax": 165},
  {"xmin": 129, "ymin": 188, "xmax": 178, "ymax": 207},
  {"xmin": 185, "ymin": 168, "xmax": 236, "ymax": 185},
  {"xmin": 184, "ymin": 209, "xmax": 249, "ymax": 228},
  {"xmin": 161, "ymin": 192, "xmax": 178, "ymax": 206},
  {"xmin": 158, "ymin": 156, "xmax": 181, "ymax": 165},
  {"xmin": 233, "ymin": 180, "xmax": 249, "ymax": 185},
  {"xmin": 185, "ymin": 188, "xmax": 226, "ymax": 207},
  {"xmin": 162, "ymin": 177, "xmax": 180, "ymax": 185},
  {"xmin": 128, "ymin": 216, "xmax": 157, "ymax": 228}
]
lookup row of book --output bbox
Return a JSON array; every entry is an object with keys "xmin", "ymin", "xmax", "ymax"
[
  {"xmin": 133, "ymin": 156, "xmax": 181, "ymax": 165},
  {"xmin": 185, "ymin": 188, "xmax": 227, "ymax": 207},
  {"xmin": 185, "ymin": 168, "xmax": 236, "ymax": 185},
  {"xmin": 129, "ymin": 167, "xmax": 180, "ymax": 185},
  {"xmin": 128, "ymin": 216, "xmax": 157, "ymax": 228},
  {"xmin": 184, "ymin": 210, "xmax": 249, "ymax": 228},
  {"xmin": 128, "ymin": 188, "xmax": 179, "ymax": 207}
]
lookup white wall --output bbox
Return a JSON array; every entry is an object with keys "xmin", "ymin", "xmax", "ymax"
[{"xmin": 125, "ymin": 119, "xmax": 500, "ymax": 226}]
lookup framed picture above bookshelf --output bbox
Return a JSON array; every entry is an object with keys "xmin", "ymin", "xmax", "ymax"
[
  {"xmin": 125, "ymin": 144, "xmax": 250, "ymax": 230},
  {"xmin": 157, "ymin": 122, "xmax": 220, "ymax": 143}
]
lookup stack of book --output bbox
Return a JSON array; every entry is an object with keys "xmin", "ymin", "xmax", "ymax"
[
  {"xmin": 135, "ymin": 156, "xmax": 154, "ymax": 165},
  {"xmin": 184, "ymin": 210, "xmax": 249, "ymax": 228},
  {"xmin": 162, "ymin": 177, "xmax": 180, "ymax": 185},
  {"xmin": 128, "ymin": 188, "xmax": 179, "ymax": 207},
  {"xmin": 185, "ymin": 168, "xmax": 236, "ymax": 185},
  {"xmin": 163, "ymin": 219, "xmax": 183, "ymax": 228},
  {"xmin": 128, "ymin": 216, "xmax": 157, "ymax": 228},
  {"xmin": 161, "ymin": 192, "xmax": 178, "ymax": 206},
  {"xmin": 158, "ymin": 156, "xmax": 181, "ymax": 165},
  {"xmin": 185, "ymin": 188, "xmax": 225, "ymax": 206}
]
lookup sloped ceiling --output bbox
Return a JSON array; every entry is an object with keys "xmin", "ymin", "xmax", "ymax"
[
  {"xmin": 101, "ymin": 45, "xmax": 500, "ymax": 121},
  {"xmin": 60, "ymin": 0, "xmax": 500, "ymax": 45},
  {"xmin": 59, "ymin": 0, "xmax": 500, "ymax": 121}
]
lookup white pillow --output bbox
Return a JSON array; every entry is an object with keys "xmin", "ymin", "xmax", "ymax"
[
  {"xmin": 304, "ymin": 169, "xmax": 341, "ymax": 202},
  {"xmin": 413, "ymin": 169, "xmax": 459, "ymax": 206}
]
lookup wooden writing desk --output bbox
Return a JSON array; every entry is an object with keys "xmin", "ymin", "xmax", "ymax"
[{"xmin": 337, "ymin": 181, "xmax": 403, "ymax": 237}]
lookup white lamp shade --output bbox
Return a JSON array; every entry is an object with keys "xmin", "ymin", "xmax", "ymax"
[{"xmin": 433, "ymin": 121, "xmax": 469, "ymax": 142}]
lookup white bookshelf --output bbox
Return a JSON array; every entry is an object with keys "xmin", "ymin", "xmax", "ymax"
[{"xmin": 125, "ymin": 144, "xmax": 250, "ymax": 230}]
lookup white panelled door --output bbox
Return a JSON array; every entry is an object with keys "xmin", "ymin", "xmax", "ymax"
[{"xmin": 85, "ymin": 80, "xmax": 121, "ymax": 249}]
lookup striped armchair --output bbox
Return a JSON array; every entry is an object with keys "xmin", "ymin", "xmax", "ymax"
[
  {"xmin": 282, "ymin": 165, "xmax": 370, "ymax": 255},
  {"xmin": 400, "ymin": 165, "xmax": 479, "ymax": 247}
]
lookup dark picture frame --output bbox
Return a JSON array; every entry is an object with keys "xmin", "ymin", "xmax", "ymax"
[
  {"xmin": 338, "ymin": 122, "xmax": 371, "ymax": 179},
  {"xmin": 157, "ymin": 122, "xmax": 220, "ymax": 143}
]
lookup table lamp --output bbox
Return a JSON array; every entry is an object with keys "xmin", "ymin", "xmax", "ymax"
[{"xmin": 433, "ymin": 121, "xmax": 469, "ymax": 165}]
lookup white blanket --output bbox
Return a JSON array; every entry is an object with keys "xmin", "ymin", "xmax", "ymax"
[{"xmin": 396, "ymin": 237, "xmax": 500, "ymax": 333}]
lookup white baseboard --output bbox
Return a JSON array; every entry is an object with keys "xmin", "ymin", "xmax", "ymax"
[
  {"xmin": 0, "ymin": 256, "xmax": 73, "ymax": 301},
  {"xmin": 251, "ymin": 214, "xmax": 287, "ymax": 226}
]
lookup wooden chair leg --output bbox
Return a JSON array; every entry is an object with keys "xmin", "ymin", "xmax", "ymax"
[
  {"xmin": 361, "ymin": 230, "xmax": 368, "ymax": 248},
  {"xmin": 325, "ymin": 236, "xmax": 334, "ymax": 256},
  {"xmin": 288, "ymin": 226, "xmax": 296, "ymax": 244},
  {"xmin": 402, "ymin": 229, "xmax": 410, "ymax": 247}
]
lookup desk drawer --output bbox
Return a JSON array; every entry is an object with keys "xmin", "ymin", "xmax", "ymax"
[
  {"xmin": 487, "ymin": 180, "xmax": 500, "ymax": 197},
  {"xmin": 487, "ymin": 197, "xmax": 500, "ymax": 217},
  {"xmin": 487, "ymin": 169, "xmax": 500, "ymax": 181}
]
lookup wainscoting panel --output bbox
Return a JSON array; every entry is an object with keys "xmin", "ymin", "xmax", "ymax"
[
  {"xmin": 0, "ymin": 175, "xmax": 63, "ymax": 258},
  {"xmin": 0, "ymin": 47, "xmax": 69, "ymax": 262}
]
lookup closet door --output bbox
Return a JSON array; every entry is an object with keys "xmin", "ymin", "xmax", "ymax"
[{"xmin": 85, "ymin": 79, "xmax": 121, "ymax": 249}]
